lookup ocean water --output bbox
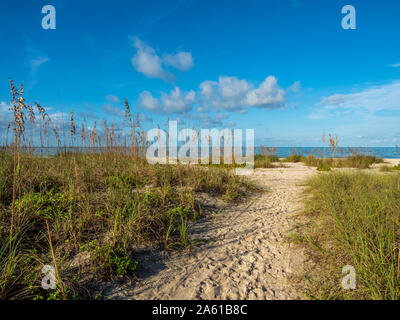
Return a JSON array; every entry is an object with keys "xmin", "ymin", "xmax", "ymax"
[
  {"xmin": 264, "ymin": 147, "xmax": 400, "ymax": 159},
  {"xmin": 3, "ymin": 146, "xmax": 400, "ymax": 159}
]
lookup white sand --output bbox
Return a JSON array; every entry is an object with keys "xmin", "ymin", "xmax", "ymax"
[{"xmin": 102, "ymin": 159, "xmax": 400, "ymax": 300}]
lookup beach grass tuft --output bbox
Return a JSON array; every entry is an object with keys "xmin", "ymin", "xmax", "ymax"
[
  {"xmin": 297, "ymin": 171, "xmax": 400, "ymax": 300},
  {"xmin": 0, "ymin": 81, "xmax": 253, "ymax": 300}
]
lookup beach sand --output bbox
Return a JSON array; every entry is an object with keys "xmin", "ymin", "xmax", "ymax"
[{"xmin": 102, "ymin": 159, "xmax": 400, "ymax": 300}]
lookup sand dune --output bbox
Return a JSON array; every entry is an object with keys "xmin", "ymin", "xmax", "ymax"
[
  {"xmin": 103, "ymin": 162, "xmax": 317, "ymax": 300},
  {"xmin": 102, "ymin": 159, "xmax": 400, "ymax": 299}
]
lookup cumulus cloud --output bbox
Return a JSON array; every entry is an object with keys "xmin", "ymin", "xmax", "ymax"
[
  {"xmin": 199, "ymin": 75, "xmax": 285, "ymax": 112},
  {"xmin": 317, "ymin": 81, "xmax": 400, "ymax": 113},
  {"xmin": 138, "ymin": 91, "xmax": 160, "ymax": 112},
  {"xmin": 130, "ymin": 37, "xmax": 194, "ymax": 82},
  {"xmin": 138, "ymin": 75, "xmax": 286, "ymax": 116},
  {"xmin": 162, "ymin": 87, "xmax": 195, "ymax": 113},
  {"xmin": 131, "ymin": 37, "xmax": 174, "ymax": 81},
  {"xmin": 244, "ymin": 76, "xmax": 286, "ymax": 108},
  {"xmin": 139, "ymin": 87, "xmax": 196, "ymax": 114},
  {"xmin": 164, "ymin": 52, "xmax": 194, "ymax": 71}
]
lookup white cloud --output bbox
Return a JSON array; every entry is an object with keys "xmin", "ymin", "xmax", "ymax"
[
  {"xmin": 131, "ymin": 37, "xmax": 174, "ymax": 81},
  {"xmin": 130, "ymin": 37, "xmax": 193, "ymax": 82},
  {"xmin": 106, "ymin": 94, "xmax": 120, "ymax": 103},
  {"xmin": 0, "ymin": 102, "xmax": 12, "ymax": 130},
  {"xmin": 244, "ymin": 76, "xmax": 286, "ymax": 108},
  {"xmin": 138, "ymin": 91, "xmax": 160, "ymax": 112},
  {"xmin": 317, "ymin": 81, "xmax": 400, "ymax": 113},
  {"xmin": 139, "ymin": 87, "xmax": 195, "ymax": 114},
  {"xmin": 164, "ymin": 52, "xmax": 194, "ymax": 71},
  {"xmin": 196, "ymin": 106, "xmax": 206, "ymax": 113},
  {"xmin": 288, "ymin": 81, "xmax": 301, "ymax": 93},
  {"xmin": 199, "ymin": 75, "xmax": 285, "ymax": 112},
  {"xmin": 48, "ymin": 112, "xmax": 70, "ymax": 124},
  {"xmin": 162, "ymin": 87, "xmax": 195, "ymax": 113},
  {"xmin": 0, "ymin": 101, "xmax": 10, "ymax": 113},
  {"xmin": 138, "ymin": 75, "xmax": 285, "ymax": 115}
]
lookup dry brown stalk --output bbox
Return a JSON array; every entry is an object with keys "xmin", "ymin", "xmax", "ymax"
[
  {"xmin": 329, "ymin": 134, "xmax": 338, "ymax": 167},
  {"xmin": 45, "ymin": 220, "xmax": 66, "ymax": 300}
]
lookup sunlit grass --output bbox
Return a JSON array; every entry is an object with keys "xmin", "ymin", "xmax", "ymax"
[{"xmin": 297, "ymin": 171, "xmax": 400, "ymax": 300}]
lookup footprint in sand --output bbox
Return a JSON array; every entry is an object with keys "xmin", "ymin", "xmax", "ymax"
[{"xmin": 103, "ymin": 162, "xmax": 315, "ymax": 300}]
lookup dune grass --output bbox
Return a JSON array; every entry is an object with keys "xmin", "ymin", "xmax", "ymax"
[
  {"xmin": 254, "ymin": 154, "xmax": 284, "ymax": 168},
  {"xmin": 297, "ymin": 171, "xmax": 400, "ymax": 300},
  {"xmin": 0, "ymin": 150, "xmax": 253, "ymax": 300},
  {"xmin": 0, "ymin": 81, "xmax": 254, "ymax": 300},
  {"xmin": 283, "ymin": 154, "xmax": 384, "ymax": 169}
]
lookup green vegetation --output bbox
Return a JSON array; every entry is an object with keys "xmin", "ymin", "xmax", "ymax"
[
  {"xmin": 283, "ymin": 154, "xmax": 304, "ymax": 163},
  {"xmin": 297, "ymin": 172, "xmax": 400, "ymax": 299},
  {"xmin": 379, "ymin": 163, "xmax": 400, "ymax": 172},
  {"xmin": 254, "ymin": 154, "xmax": 283, "ymax": 168},
  {"xmin": 0, "ymin": 81, "xmax": 253, "ymax": 300},
  {"xmin": 0, "ymin": 152, "xmax": 252, "ymax": 299},
  {"xmin": 284, "ymin": 154, "xmax": 383, "ymax": 169},
  {"xmin": 379, "ymin": 165, "xmax": 393, "ymax": 172},
  {"xmin": 1, "ymin": 80, "xmax": 396, "ymax": 301},
  {"xmin": 316, "ymin": 163, "xmax": 331, "ymax": 171}
]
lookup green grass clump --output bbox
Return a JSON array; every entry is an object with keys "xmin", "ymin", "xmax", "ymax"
[
  {"xmin": 0, "ymin": 81, "xmax": 255, "ymax": 300},
  {"xmin": 298, "ymin": 172, "xmax": 400, "ymax": 300},
  {"xmin": 296, "ymin": 155, "xmax": 383, "ymax": 169},
  {"xmin": 379, "ymin": 165, "xmax": 393, "ymax": 172},
  {"xmin": 254, "ymin": 154, "xmax": 281, "ymax": 168},
  {"xmin": 393, "ymin": 163, "xmax": 400, "ymax": 171},
  {"xmin": 316, "ymin": 163, "xmax": 331, "ymax": 171},
  {"xmin": 0, "ymin": 153, "xmax": 252, "ymax": 299},
  {"xmin": 343, "ymin": 155, "xmax": 383, "ymax": 168},
  {"xmin": 283, "ymin": 154, "xmax": 304, "ymax": 163}
]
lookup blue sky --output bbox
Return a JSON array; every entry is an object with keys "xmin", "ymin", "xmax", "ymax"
[{"xmin": 1, "ymin": 0, "xmax": 400, "ymax": 147}]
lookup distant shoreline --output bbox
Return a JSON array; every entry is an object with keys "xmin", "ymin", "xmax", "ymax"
[{"xmin": 2, "ymin": 146, "xmax": 399, "ymax": 159}]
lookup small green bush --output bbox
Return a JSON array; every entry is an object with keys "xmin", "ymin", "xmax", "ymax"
[
  {"xmin": 284, "ymin": 154, "xmax": 304, "ymax": 162},
  {"xmin": 392, "ymin": 163, "xmax": 400, "ymax": 171},
  {"xmin": 316, "ymin": 163, "xmax": 331, "ymax": 171},
  {"xmin": 15, "ymin": 190, "xmax": 77, "ymax": 220},
  {"xmin": 166, "ymin": 206, "xmax": 191, "ymax": 248}
]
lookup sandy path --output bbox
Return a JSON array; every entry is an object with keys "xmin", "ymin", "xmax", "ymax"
[{"xmin": 104, "ymin": 163, "xmax": 315, "ymax": 300}]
